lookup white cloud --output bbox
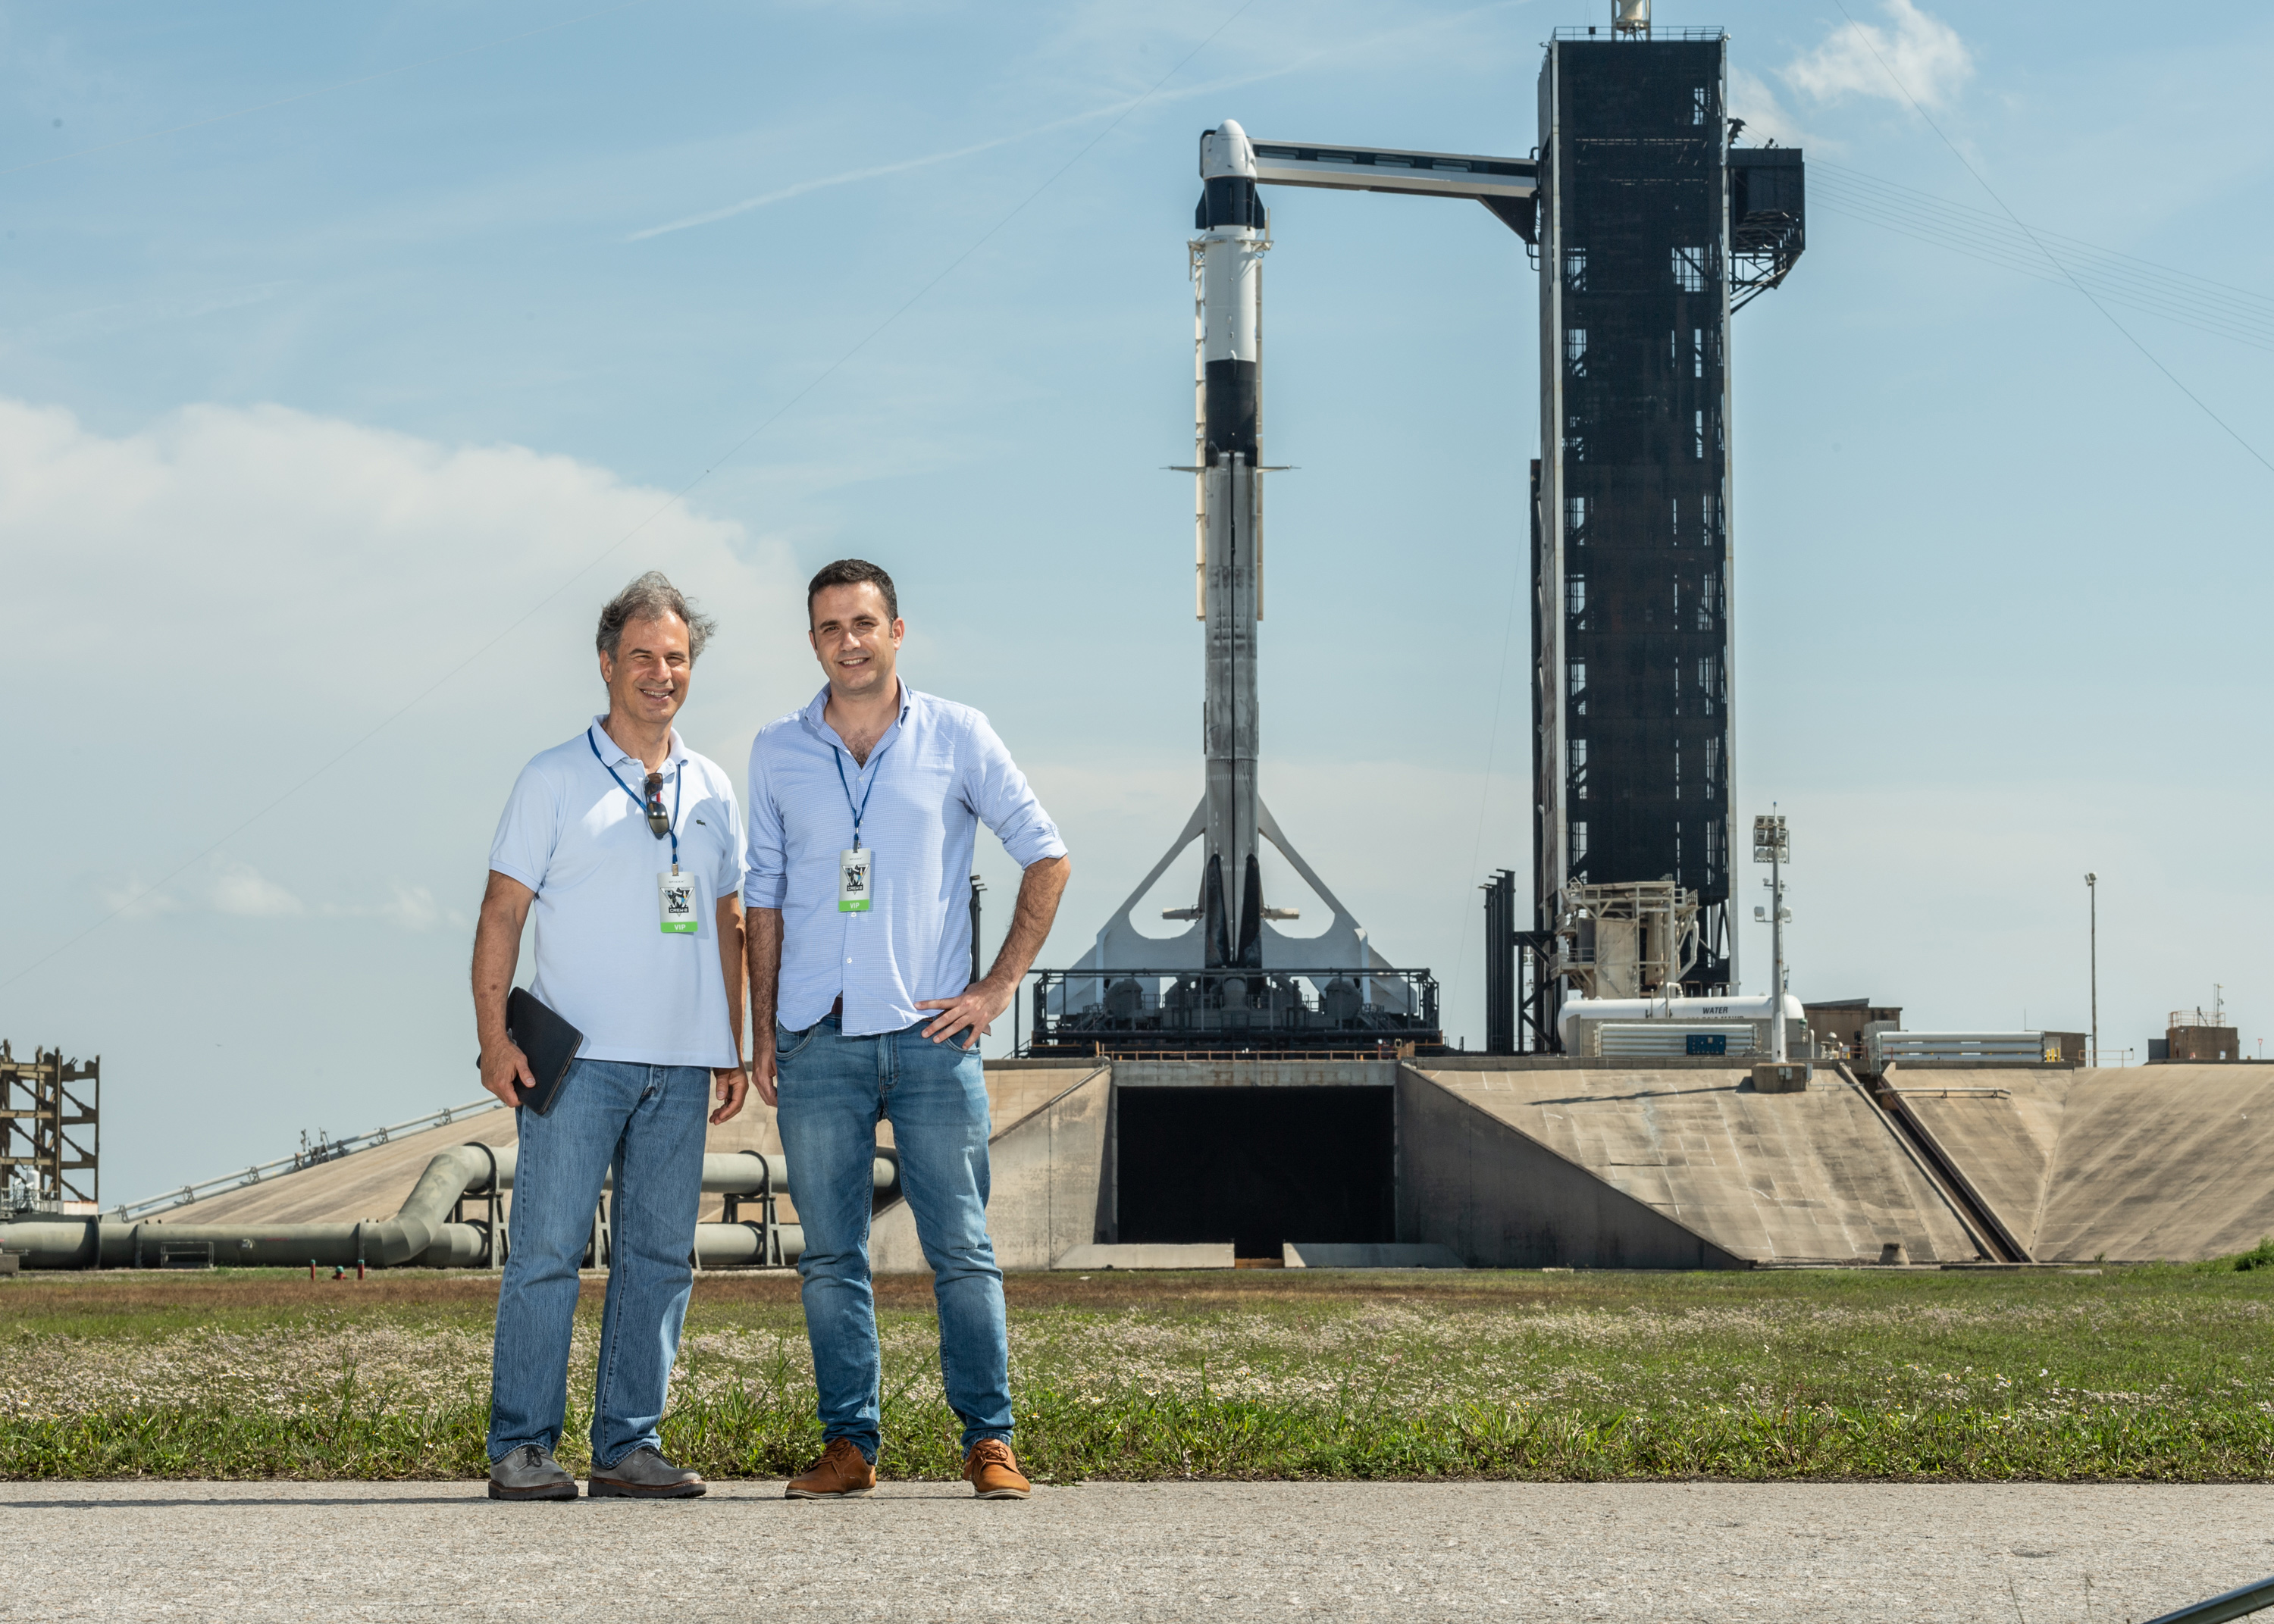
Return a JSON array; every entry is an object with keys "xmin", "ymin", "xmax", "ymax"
[
  {"xmin": 206, "ymin": 859, "xmax": 303, "ymax": 918},
  {"xmin": 97, "ymin": 878, "xmax": 183, "ymax": 920},
  {"xmin": 0, "ymin": 394, "xmax": 813, "ymax": 990},
  {"xmin": 1727, "ymin": 67, "xmax": 1809, "ymax": 149},
  {"xmin": 1781, "ymin": 0, "xmax": 1972, "ymax": 111},
  {"xmin": 99, "ymin": 857, "xmax": 318, "ymax": 920},
  {"xmin": 305, "ymin": 882, "xmax": 465, "ymax": 930},
  {"xmin": 0, "ymin": 394, "xmax": 810, "ymax": 759},
  {"xmin": 365, "ymin": 881, "xmax": 455, "ymax": 932}
]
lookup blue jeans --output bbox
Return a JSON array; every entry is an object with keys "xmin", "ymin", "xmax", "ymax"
[
  {"xmin": 487, "ymin": 1059, "xmax": 709, "ymax": 1467},
  {"xmin": 775, "ymin": 1015, "xmax": 1010, "ymax": 1460}
]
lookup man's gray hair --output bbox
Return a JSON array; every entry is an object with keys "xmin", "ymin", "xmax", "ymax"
[{"xmin": 597, "ymin": 571, "xmax": 716, "ymax": 661}]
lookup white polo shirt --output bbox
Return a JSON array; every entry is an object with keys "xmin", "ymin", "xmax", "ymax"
[{"xmin": 488, "ymin": 718, "xmax": 744, "ymax": 1069}]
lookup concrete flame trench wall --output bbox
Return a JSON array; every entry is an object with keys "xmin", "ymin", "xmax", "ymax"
[{"xmin": 869, "ymin": 1057, "xmax": 1984, "ymax": 1272}]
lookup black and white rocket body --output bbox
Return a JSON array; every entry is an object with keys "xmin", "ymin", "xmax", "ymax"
[
  {"xmin": 1195, "ymin": 119, "xmax": 1268, "ymax": 968},
  {"xmin": 1066, "ymin": 120, "xmax": 1404, "ymax": 997}
]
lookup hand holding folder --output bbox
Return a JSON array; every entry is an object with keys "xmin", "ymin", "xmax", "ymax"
[{"xmin": 506, "ymin": 987, "xmax": 583, "ymax": 1116}]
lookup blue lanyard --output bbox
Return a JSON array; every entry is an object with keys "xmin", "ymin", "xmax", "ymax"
[
  {"xmin": 590, "ymin": 731, "xmax": 683, "ymax": 868},
  {"xmin": 832, "ymin": 749, "xmax": 876, "ymax": 851}
]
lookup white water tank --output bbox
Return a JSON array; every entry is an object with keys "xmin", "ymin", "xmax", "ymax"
[{"xmin": 1558, "ymin": 990, "xmax": 1806, "ymax": 1056}]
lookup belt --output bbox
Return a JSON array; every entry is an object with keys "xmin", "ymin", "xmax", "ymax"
[{"xmin": 831, "ymin": 995, "xmax": 844, "ymax": 1019}]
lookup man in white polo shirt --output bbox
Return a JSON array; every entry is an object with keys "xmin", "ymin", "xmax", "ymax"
[{"xmin": 471, "ymin": 571, "xmax": 749, "ymax": 1502}]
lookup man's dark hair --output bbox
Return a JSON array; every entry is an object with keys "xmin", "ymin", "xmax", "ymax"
[{"xmin": 807, "ymin": 559, "xmax": 897, "ymax": 626}]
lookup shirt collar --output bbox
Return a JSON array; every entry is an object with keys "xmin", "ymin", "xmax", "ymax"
[
  {"xmin": 802, "ymin": 681, "xmax": 915, "ymax": 743},
  {"xmin": 588, "ymin": 716, "xmax": 690, "ymax": 772}
]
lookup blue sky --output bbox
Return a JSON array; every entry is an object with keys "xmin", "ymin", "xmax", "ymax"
[{"xmin": 2, "ymin": 0, "xmax": 2270, "ymax": 1197}]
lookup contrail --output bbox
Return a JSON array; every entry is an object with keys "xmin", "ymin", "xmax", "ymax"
[
  {"xmin": 627, "ymin": 134, "xmax": 1030, "ymax": 242},
  {"xmin": 625, "ymin": 1, "xmax": 1529, "ymax": 245},
  {"xmin": 626, "ymin": 88, "xmax": 1181, "ymax": 243}
]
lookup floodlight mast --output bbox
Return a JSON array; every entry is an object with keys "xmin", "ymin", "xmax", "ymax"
[
  {"xmin": 1752, "ymin": 813, "xmax": 1790, "ymax": 1064},
  {"xmin": 2085, "ymin": 872, "xmax": 2098, "ymax": 1068}
]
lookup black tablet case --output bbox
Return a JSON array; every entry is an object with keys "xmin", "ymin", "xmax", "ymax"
[{"xmin": 506, "ymin": 987, "xmax": 583, "ymax": 1117}]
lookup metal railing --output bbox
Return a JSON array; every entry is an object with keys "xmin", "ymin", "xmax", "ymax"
[
  {"xmin": 108, "ymin": 1097, "xmax": 506, "ymax": 1222},
  {"xmin": 2170, "ymin": 1008, "xmax": 2233, "ymax": 1029},
  {"xmin": 1550, "ymin": 24, "xmax": 1726, "ymax": 39},
  {"xmin": 1030, "ymin": 967, "xmax": 1441, "ymax": 1055}
]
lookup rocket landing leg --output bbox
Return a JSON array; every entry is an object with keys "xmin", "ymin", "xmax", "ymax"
[{"xmin": 1060, "ymin": 796, "xmax": 1409, "ymax": 1008}]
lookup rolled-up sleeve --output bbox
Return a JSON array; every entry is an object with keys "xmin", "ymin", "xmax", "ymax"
[
  {"xmin": 742, "ymin": 734, "xmax": 788, "ymax": 909},
  {"xmin": 488, "ymin": 761, "xmax": 560, "ymax": 895},
  {"xmin": 963, "ymin": 712, "xmax": 1067, "ymax": 869}
]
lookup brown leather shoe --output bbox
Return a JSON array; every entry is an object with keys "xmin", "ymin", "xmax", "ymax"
[
  {"xmin": 785, "ymin": 1437, "xmax": 876, "ymax": 1499},
  {"xmin": 961, "ymin": 1438, "xmax": 1031, "ymax": 1499}
]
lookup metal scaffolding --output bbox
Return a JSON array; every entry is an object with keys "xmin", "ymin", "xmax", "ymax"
[
  {"xmin": 1534, "ymin": 32, "xmax": 1803, "ymax": 995},
  {"xmin": 1480, "ymin": 869, "xmax": 1558, "ymax": 1053},
  {"xmin": 0, "ymin": 1044, "xmax": 100, "ymax": 1210}
]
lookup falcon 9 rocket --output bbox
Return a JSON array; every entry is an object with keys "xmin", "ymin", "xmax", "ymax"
[{"xmin": 1192, "ymin": 118, "xmax": 1268, "ymax": 969}]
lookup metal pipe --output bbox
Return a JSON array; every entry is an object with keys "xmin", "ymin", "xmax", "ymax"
[
  {"xmin": 0, "ymin": 1142, "xmax": 893, "ymax": 1269},
  {"xmin": 96, "ymin": 1144, "xmax": 505, "ymax": 1269},
  {"xmin": 0, "ymin": 1216, "xmax": 497, "ymax": 1271},
  {"xmin": 695, "ymin": 1221, "xmax": 806, "ymax": 1267},
  {"xmin": 469, "ymin": 1148, "xmax": 895, "ymax": 1198}
]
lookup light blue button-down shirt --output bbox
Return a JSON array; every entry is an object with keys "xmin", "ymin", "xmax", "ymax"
[{"xmin": 744, "ymin": 681, "xmax": 1067, "ymax": 1037}]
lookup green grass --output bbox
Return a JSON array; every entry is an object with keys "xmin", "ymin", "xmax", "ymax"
[{"xmin": 3, "ymin": 1260, "xmax": 2273, "ymax": 1482}]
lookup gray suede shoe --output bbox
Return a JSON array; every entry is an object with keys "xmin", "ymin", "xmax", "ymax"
[
  {"xmin": 488, "ymin": 1444, "xmax": 578, "ymax": 1501},
  {"xmin": 587, "ymin": 1446, "xmax": 706, "ymax": 1499}
]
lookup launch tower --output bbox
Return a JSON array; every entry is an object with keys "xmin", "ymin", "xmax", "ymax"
[{"xmin": 1532, "ymin": 29, "xmax": 1803, "ymax": 1006}]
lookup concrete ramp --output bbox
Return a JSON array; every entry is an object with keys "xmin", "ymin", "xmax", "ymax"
[
  {"xmin": 1405, "ymin": 1065, "xmax": 1982, "ymax": 1266},
  {"xmin": 1893, "ymin": 1065, "xmax": 2274, "ymax": 1261},
  {"xmin": 139, "ymin": 1109, "xmax": 518, "ymax": 1227}
]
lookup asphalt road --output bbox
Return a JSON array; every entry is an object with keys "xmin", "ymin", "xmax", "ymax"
[{"xmin": 5, "ymin": 1479, "xmax": 2271, "ymax": 1622}]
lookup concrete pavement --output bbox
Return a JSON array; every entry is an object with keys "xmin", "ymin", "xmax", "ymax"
[{"xmin": 5, "ymin": 1479, "xmax": 2271, "ymax": 1622}]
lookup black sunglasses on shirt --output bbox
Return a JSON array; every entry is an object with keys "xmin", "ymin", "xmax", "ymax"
[{"xmin": 644, "ymin": 771, "xmax": 669, "ymax": 838}]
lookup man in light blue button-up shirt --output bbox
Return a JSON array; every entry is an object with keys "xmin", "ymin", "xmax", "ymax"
[
  {"xmin": 744, "ymin": 559, "xmax": 1069, "ymax": 1502},
  {"xmin": 742, "ymin": 664, "xmax": 1067, "ymax": 1039}
]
